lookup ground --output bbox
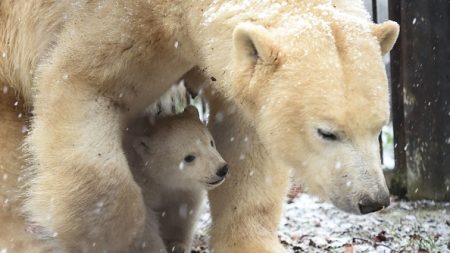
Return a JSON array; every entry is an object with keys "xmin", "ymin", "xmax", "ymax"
[{"xmin": 192, "ymin": 194, "xmax": 450, "ymax": 253}]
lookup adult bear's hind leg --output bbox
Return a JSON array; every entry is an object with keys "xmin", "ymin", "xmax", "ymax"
[{"xmin": 206, "ymin": 92, "xmax": 290, "ymax": 253}]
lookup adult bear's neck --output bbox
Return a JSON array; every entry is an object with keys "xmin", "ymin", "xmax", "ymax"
[{"xmin": 171, "ymin": 0, "xmax": 270, "ymax": 98}]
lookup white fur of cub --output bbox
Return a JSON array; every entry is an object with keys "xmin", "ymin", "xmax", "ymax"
[{"xmin": 124, "ymin": 106, "xmax": 228, "ymax": 253}]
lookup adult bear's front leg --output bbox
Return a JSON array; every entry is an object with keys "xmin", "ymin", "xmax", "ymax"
[
  {"xmin": 24, "ymin": 70, "xmax": 146, "ymax": 252},
  {"xmin": 207, "ymin": 94, "xmax": 290, "ymax": 253}
]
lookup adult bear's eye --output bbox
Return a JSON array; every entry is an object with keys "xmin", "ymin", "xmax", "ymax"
[
  {"xmin": 210, "ymin": 140, "xmax": 214, "ymax": 147},
  {"xmin": 317, "ymin": 128, "xmax": 338, "ymax": 141},
  {"xmin": 184, "ymin": 155, "xmax": 196, "ymax": 163}
]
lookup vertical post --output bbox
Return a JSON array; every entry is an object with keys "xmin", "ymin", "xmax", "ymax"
[
  {"xmin": 371, "ymin": 0, "xmax": 385, "ymax": 165},
  {"xmin": 371, "ymin": 0, "xmax": 378, "ymax": 23},
  {"xmin": 393, "ymin": 0, "xmax": 450, "ymax": 200},
  {"xmin": 388, "ymin": 0, "xmax": 407, "ymax": 198}
]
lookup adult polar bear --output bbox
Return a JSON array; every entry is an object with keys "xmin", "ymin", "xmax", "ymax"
[{"xmin": 0, "ymin": 0, "xmax": 398, "ymax": 252}]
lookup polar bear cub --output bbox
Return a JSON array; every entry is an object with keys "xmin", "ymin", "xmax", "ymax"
[{"xmin": 125, "ymin": 105, "xmax": 228, "ymax": 253}]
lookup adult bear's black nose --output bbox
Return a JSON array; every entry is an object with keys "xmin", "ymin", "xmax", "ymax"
[
  {"xmin": 216, "ymin": 164, "xmax": 229, "ymax": 178},
  {"xmin": 358, "ymin": 193, "xmax": 390, "ymax": 214}
]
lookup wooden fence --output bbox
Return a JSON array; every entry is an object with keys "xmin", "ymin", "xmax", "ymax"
[{"xmin": 384, "ymin": 0, "xmax": 450, "ymax": 201}]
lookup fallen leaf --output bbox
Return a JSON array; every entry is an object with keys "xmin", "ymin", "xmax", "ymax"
[
  {"xmin": 287, "ymin": 185, "xmax": 302, "ymax": 199},
  {"xmin": 410, "ymin": 234, "xmax": 422, "ymax": 240},
  {"xmin": 434, "ymin": 233, "xmax": 442, "ymax": 240},
  {"xmin": 292, "ymin": 245, "xmax": 302, "ymax": 252},
  {"xmin": 280, "ymin": 239, "xmax": 289, "ymax": 246},
  {"xmin": 374, "ymin": 231, "xmax": 388, "ymax": 242},
  {"xmin": 344, "ymin": 243, "xmax": 353, "ymax": 253}
]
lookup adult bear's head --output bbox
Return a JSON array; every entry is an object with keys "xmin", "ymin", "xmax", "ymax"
[{"xmin": 229, "ymin": 10, "xmax": 399, "ymax": 214}]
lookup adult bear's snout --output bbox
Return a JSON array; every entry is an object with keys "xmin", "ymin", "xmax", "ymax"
[{"xmin": 358, "ymin": 192, "xmax": 390, "ymax": 214}]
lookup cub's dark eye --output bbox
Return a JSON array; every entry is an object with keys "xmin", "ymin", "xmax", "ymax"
[
  {"xmin": 210, "ymin": 140, "xmax": 214, "ymax": 147},
  {"xmin": 140, "ymin": 142, "xmax": 149, "ymax": 149},
  {"xmin": 184, "ymin": 155, "xmax": 196, "ymax": 163},
  {"xmin": 317, "ymin": 128, "xmax": 338, "ymax": 141}
]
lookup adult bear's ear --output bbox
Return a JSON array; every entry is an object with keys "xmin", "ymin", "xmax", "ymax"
[
  {"xmin": 133, "ymin": 136, "xmax": 152, "ymax": 158},
  {"xmin": 372, "ymin": 21, "xmax": 399, "ymax": 55},
  {"xmin": 182, "ymin": 105, "xmax": 199, "ymax": 118},
  {"xmin": 233, "ymin": 22, "xmax": 280, "ymax": 68}
]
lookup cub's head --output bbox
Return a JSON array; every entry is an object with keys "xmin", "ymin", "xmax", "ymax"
[
  {"xmin": 230, "ymin": 8, "xmax": 399, "ymax": 214},
  {"xmin": 133, "ymin": 106, "xmax": 228, "ymax": 190}
]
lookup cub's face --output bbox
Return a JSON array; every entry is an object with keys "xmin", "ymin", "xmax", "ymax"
[
  {"xmin": 133, "ymin": 106, "xmax": 228, "ymax": 190},
  {"xmin": 230, "ymin": 15, "xmax": 398, "ymax": 214}
]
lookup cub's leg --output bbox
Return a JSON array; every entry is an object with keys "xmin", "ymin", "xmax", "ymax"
[
  {"xmin": 159, "ymin": 192, "xmax": 203, "ymax": 253},
  {"xmin": 131, "ymin": 210, "xmax": 168, "ymax": 253},
  {"xmin": 206, "ymin": 93, "xmax": 290, "ymax": 253},
  {"xmin": 24, "ymin": 75, "xmax": 146, "ymax": 252}
]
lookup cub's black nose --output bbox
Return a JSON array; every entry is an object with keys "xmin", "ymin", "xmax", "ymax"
[{"xmin": 216, "ymin": 164, "xmax": 229, "ymax": 178}]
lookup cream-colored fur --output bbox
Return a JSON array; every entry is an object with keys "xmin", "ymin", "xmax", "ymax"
[
  {"xmin": 125, "ymin": 106, "xmax": 227, "ymax": 253},
  {"xmin": 0, "ymin": 0, "xmax": 399, "ymax": 252},
  {"xmin": 0, "ymin": 87, "xmax": 49, "ymax": 252}
]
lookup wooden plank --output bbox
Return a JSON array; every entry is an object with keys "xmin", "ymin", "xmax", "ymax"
[
  {"xmin": 397, "ymin": 0, "xmax": 450, "ymax": 200},
  {"xmin": 372, "ymin": 0, "xmax": 378, "ymax": 23},
  {"xmin": 387, "ymin": 0, "xmax": 407, "ymax": 198}
]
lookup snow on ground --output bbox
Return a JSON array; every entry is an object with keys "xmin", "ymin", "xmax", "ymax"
[{"xmin": 192, "ymin": 194, "xmax": 450, "ymax": 253}]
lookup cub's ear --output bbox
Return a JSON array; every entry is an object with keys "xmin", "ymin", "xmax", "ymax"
[
  {"xmin": 233, "ymin": 22, "xmax": 280, "ymax": 67},
  {"xmin": 182, "ymin": 105, "xmax": 200, "ymax": 118},
  {"xmin": 132, "ymin": 136, "xmax": 152, "ymax": 158},
  {"xmin": 372, "ymin": 21, "xmax": 399, "ymax": 55}
]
